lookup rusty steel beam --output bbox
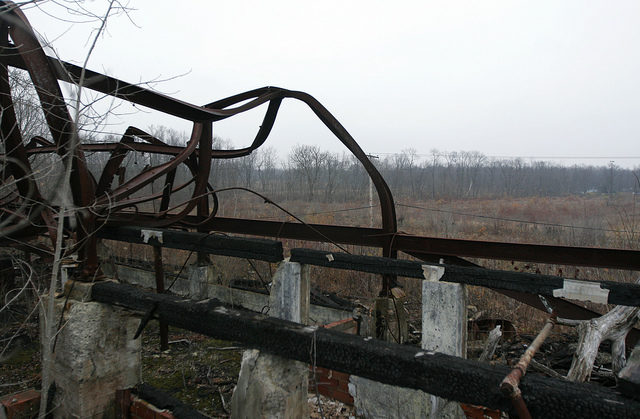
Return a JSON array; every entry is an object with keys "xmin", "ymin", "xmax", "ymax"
[
  {"xmin": 391, "ymin": 234, "xmax": 640, "ymax": 271},
  {"xmin": 166, "ymin": 216, "xmax": 640, "ymax": 271}
]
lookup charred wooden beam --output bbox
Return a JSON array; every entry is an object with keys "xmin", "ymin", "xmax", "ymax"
[
  {"xmin": 133, "ymin": 384, "xmax": 210, "ymax": 419},
  {"xmin": 97, "ymin": 226, "xmax": 283, "ymax": 262},
  {"xmin": 290, "ymin": 248, "xmax": 640, "ymax": 307},
  {"xmin": 92, "ymin": 281, "xmax": 640, "ymax": 419}
]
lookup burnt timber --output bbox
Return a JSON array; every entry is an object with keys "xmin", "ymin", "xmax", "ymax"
[{"xmin": 93, "ymin": 281, "xmax": 640, "ymax": 419}]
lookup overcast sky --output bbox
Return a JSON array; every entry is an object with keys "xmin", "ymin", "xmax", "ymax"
[{"xmin": 22, "ymin": 1, "xmax": 640, "ymax": 168}]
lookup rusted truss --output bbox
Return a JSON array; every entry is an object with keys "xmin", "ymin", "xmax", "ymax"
[
  {"xmin": 0, "ymin": 1, "xmax": 397, "ymax": 279},
  {"xmin": 0, "ymin": 0, "xmax": 638, "ymax": 291}
]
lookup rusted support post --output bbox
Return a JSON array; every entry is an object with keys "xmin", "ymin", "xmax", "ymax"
[
  {"xmin": 501, "ymin": 313, "xmax": 556, "ymax": 419},
  {"xmin": 372, "ymin": 296, "xmax": 408, "ymax": 343},
  {"xmin": 153, "ymin": 245, "xmax": 168, "ymax": 351}
]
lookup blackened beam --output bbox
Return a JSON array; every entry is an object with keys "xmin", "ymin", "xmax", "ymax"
[
  {"xmin": 96, "ymin": 226, "xmax": 283, "ymax": 262},
  {"xmin": 102, "ymin": 217, "xmax": 640, "ymax": 343},
  {"xmin": 290, "ymin": 248, "xmax": 640, "ymax": 307},
  {"xmin": 198, "ymin": 216, "xmax": 640, "ymax": 270},
  {"xmin": 133, "ymin": 384, "xmax": 209, "ymax": 419},
  {"xmin": 91, "ymin": 281, "xmax": 640, "ymax": 419}
]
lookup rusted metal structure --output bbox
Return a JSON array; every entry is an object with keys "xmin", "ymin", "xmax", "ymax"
[
  {"xmin": 3, "ymin": 4, "xmax": 640, "ymax": 416},
  {"xmin": 1, "ymin": 0, "xmax": 639, "ymax": 310}
]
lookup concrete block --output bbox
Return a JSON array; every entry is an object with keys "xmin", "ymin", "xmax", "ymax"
[
  {"xmin": 41, "ymin": 295, "xmax": 141, "ymax": 418},
  {"xmin": 350, "ymin": 270, "xmax": 467, "ymax": 418},
  {"xmin": 231, "ymin": 349, "xmax": 309, "ymax": 419},
  {"xmin": 421, "ymin": 272, "xmax": 466, "ymax": 418},
  {"xmin": 268, "ymin": 262, "xmax": 309, "ymax": 323},
  {"xmin": 422, "ymin": 279, "xmax": 466, "ymax": 357},
  {"xmin": 188, "ymin": 265, "xmax": 214, "ymax": 300},
  {"xmin": 231, "ymin": 262, "xmax": 310, "ymax": 418}
]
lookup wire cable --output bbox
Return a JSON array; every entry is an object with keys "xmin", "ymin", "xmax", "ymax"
[{"xmin": 397, "ymin": 202, "xmax": 627, "ymax": 234}]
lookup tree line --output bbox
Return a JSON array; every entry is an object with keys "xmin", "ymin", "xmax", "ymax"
[
  {"xmin": 86, "ymin": 133, "xmax": 638, "ymax": 203},
  {"xmin": 7, "ymin": 65, "xmax": 637, "ymax": 205}
]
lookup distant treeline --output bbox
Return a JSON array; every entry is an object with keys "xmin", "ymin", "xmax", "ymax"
[
  {"xmin": 10, "ymin": 68, "xmax": 638, "ymax": 204},
  {"xmin": 86, "ymin": 129, "xmax": 638, "ymax": 203}
]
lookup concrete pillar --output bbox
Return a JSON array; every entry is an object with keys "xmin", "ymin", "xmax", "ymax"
[
  {"xmin": 421, "ymin": 265, "xmax": 466, "ymax": 418},
  {"xmin": 188, "ymin": 264, "xmax": 214, "ymax": 300},
  {"xmin": 41, "ymin": 280, "xmax": 140, "ymax": 418},
  {"xmin": 231, "ymin": 261, "xmax": 310, "ymax": 419},
  {"xmin": 373, "ymin": 297, "xmax": 409, "ymax": 343},
  {"xmin": 350, "ymin": 267, "xmax": 467, "ymax": 419}
]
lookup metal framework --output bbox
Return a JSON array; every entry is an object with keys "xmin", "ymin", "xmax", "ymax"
[
  {"xmin": 0, "ymin": 3, "xmax": 638, "ymax": 416},
  {"xmin": 0, "ymin": 0, "xmax": 639, "ymax": 301}
]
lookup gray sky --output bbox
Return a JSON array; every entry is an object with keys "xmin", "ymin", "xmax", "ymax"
[{"xmin": 23, "ymin": 1, "xmax": 640, "ymax": 168}]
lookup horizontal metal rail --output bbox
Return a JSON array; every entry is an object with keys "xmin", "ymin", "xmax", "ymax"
[
  {"xmin": 91, "ymin": 281, "xmax": 640, "ymax": 419},
  {"xmin": 97, "ymin": 226, "xmax": 284, "ymax": 262},
  {"xmin": 191, "ymin": 216, "xmax": 640, "ymax": 270},
  {"xmin": 290, "ymin": 248, "xmax": 640, "ymax": 307}
]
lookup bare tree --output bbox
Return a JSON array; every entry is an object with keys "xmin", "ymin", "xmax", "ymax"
[
  {"xmin": 288, "ymin": 144, "xmax": 327, "ymax": 200},
  {"xmin": 323, "ymin": 152, "xmax": 342, "ymax": 202},
  {"xmin": 237, "ymin": 152, "xmax": 256, "ymax": 188},
  {"xmin": 256, "ymin": 146, "xmax": 277, "ymax": 195}
]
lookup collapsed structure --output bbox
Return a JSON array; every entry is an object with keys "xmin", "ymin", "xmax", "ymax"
[{"xmin": 1, "ymin": 2, "xmax": 639, "ymax": 418}]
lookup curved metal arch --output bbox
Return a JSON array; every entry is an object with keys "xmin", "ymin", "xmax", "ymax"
[{"xmin": 0, "ymin": 1, "xmax": 398, "ymax": 283}]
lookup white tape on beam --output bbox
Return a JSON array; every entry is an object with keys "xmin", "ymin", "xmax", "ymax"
[
  {"xmin": 140, "ymin": 229, "xmax": 163, "ymax": 244},
  {"xmin": 422, "ymin": 265, "xmax": 445, "ymax": 282},
  {"xmin": 552, "ymin": 279, "xmax": 609, "ymax": 304}
]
